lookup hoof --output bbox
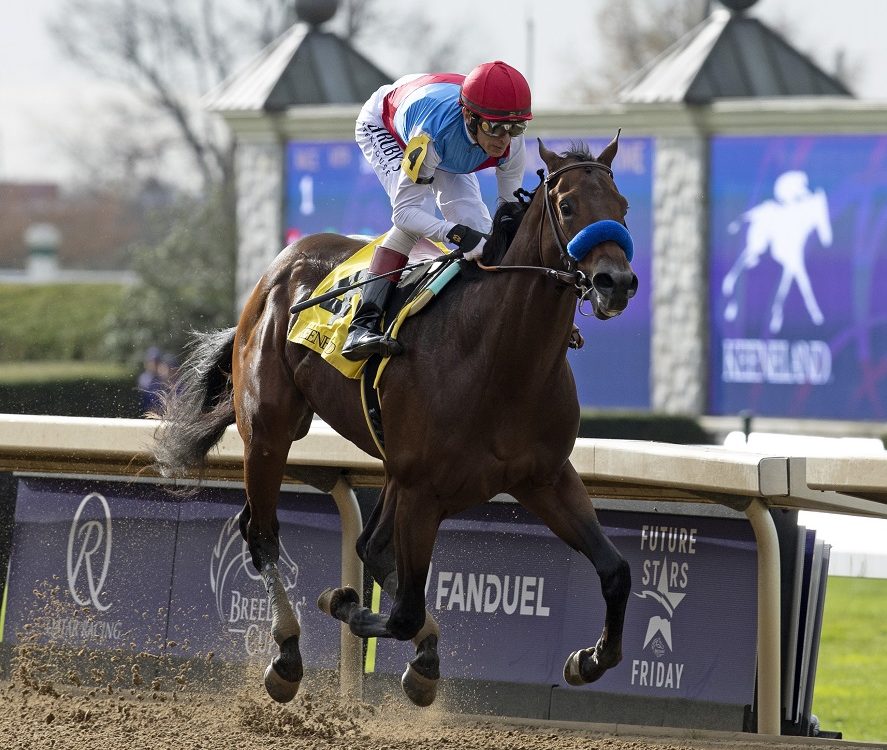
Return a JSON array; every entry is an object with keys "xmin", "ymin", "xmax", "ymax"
[
  {"xmin": 563, "ymin": 644, "xmax": 620, "ymax": 686},
  {"xmin": 317, "ymin": 588, "xmax": 335, "ymax": 615},
  {"xmin": 563, "ymin": 650, "xmax": 585, "ymax": 686},
  {"xmin": 264, "ymin": 662, "xmax": 300, "ymax": 703},
  {"xmin": 401, "ymin": 663, "xmax": 438, "ymax": 707},
  {"xmin": 317, "ymin": 586, "xmax": 359, "ymax": 617}
]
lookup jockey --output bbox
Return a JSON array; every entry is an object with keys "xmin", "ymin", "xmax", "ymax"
[{"xmin": 342, "ymin": 60, "xmax": 533, "ymax": 361}]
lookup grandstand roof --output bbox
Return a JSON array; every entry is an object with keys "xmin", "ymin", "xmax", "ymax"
[
  {"xmin": 617, "ymin": 7, "xmax": 853, "ymax": 104},
  {"xmin": 204, "ymin": 23, "xmax": 391, "ymax": 112}
]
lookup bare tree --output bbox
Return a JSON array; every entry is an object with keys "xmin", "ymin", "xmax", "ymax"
[
  {"xmin": 574, "ymin": 0, "xmax": 709, "ymax": 102},
  {"xmin": 577, "ymin": 0, "xmax": 857, "ymax": 104},
  {"xmin": 338, "ymin": 1, "xmax": 468, "ymax": 74},
  {"xmin": 48, "ymin": 0, "xmax": 295, "ymax": 193},
  {"xmin": 46, "ymin": 0, "xmax": 304, "ymax": 358},
  {"xmin": 338, "ymin": 0, "xmax": 380, "ymax": 41}
]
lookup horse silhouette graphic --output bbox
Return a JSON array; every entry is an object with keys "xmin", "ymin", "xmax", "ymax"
[
  {"xmin": 210, "ymin": 515, "xmax": 300, "ymax": 625},
  {"xmin": 722, "ymin": 170, "xmax": 832, "ymax": 334}
]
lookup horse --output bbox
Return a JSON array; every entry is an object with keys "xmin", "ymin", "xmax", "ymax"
[{"xmin": 152, "ymin": 136, "xmax": 639, "ymax": 708}]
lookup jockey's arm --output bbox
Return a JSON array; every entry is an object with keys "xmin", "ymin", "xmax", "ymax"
[
  {"xmin": 390, "ymin": 139, "xmax": 456, "ymax": 244},
  {"xmin": 495, "ymin": 135, "xmax": 527, "ymax": 205}
]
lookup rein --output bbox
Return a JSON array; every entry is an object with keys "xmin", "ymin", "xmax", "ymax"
[{"xmin": 477, "ymin": 160, "xmax": 628, "ymax": 302}]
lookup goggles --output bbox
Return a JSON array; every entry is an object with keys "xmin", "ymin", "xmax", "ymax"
[{"xmin": 478, "ymin": 118, "xmax": 528, "ymax": 138}]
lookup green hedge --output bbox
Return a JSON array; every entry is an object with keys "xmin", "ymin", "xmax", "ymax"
[
  {"xmin": 0, "ymin": 362, "xmax": 140, "ymax": 418},
  {"xmin": 579, "ymin": 411, "xmax": 714, "ymax": 444},
  {"xmin": 0, "ymin": 283, "xmax": 125, "ymax": 362}
]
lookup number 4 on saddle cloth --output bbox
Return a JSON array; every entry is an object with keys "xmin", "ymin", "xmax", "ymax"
[{"xmin": 287, "ymin": 235, "xmax": 461, "ymax": 455}]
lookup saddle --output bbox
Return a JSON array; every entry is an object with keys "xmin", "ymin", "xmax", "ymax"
[{"xmin": 287, "ymin": 236, "xmax": 462, "ymax": 455}]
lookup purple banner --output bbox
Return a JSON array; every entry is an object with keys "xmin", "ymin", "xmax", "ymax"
[
  {"xmin": 284, "ymin": 137, "xmax": 653, "ymax": 409},
  {"xmin": 4, "ymin": 478, "xmax": 757, "ymax": 706},
  {"xmin": 2, "ymin": 479, "xmax": 342, "ymax": 670},
  {"xmin": 709, "ymin": 135, "xmax": 887, "ymax": 420},
  {"xmin": 372, "ymin": 503, "xmax": 757, "ymax": 705},
  {"xmin": 3, "ymin": 478, "xmax": 178, "ymax": 650}
]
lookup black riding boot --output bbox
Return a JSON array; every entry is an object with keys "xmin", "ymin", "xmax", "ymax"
[{"xmin": 341, "ymin": 276, "xmax": 397, "ymax": 360}]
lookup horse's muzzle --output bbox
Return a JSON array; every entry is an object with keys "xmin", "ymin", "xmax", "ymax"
[{"xmin": 587, "ymin": 268, "xmax": 638, "ymax": 319}]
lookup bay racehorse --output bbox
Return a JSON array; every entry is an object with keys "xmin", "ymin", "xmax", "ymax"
[{"xmin": 152, "ymin": 136, "xmax": 638, "ymax": 707}]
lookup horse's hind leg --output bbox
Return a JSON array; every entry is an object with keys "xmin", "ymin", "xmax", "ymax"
[
  {"xmin": 242, "ymin": 428, "xmax": 307, "ymax": 703},
  {"xmin": 237, "ymin": 368, "xmax": 314, "ymax": 702},
  {"xmin": 237, "ymin": 501, "xmax": 250, "ymax": 541},
  {"xmin": 353, "ymin": 485, "xmax": 441, "ymax": 706},
  {"xmin": 513, "ymin": 463, "xmax": 630, "ymax": 685}
]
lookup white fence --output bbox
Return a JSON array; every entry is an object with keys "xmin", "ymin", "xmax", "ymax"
[{"xmin": 828, "ymin": 552, "xmax": 887, "ymax": 579}]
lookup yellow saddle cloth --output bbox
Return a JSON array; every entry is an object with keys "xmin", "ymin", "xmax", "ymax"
[{"xmin": 286, "ymin": 235, "xmax": 452, "ymax": 379}]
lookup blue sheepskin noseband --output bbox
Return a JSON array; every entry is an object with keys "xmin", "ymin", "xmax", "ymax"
[{"xmin": 566, "ymin": 220, "xmax": 634, "ymax": 263}]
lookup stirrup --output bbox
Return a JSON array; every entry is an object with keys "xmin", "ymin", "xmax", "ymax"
[{"xmin": 342, "ymin": 328, "xmax": 404, "ymax": 361}]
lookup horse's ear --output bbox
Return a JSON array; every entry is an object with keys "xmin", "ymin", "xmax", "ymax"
[
  {"xmin": 598, "ymin": 129, "xmax": 621, "ymax": 168},
  {"xmin": 538, "ymin": 138, "xmax": 560, "ymax": 171}
]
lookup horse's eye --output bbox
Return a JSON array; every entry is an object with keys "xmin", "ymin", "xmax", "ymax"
[{"xmin": 559, "ymin": 200, "xmax": 572, "ymax": 217}]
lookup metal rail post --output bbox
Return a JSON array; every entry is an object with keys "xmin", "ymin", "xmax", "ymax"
[
  {"xmin": 745, "ymin": 498, "xmax": 781, "ymax": 735},
  {"xmin": 330, "ymin": 477, "xmax": 364, "ymax": 698}
]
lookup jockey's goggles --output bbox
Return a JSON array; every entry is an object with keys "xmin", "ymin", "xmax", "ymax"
[{"xmin": 478, "ymin": 118, "xmax": 528, "ymax": 137}]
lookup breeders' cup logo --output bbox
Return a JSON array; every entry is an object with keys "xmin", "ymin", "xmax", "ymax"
[
  {"xmin": 210, "ymin": 516, "xmax": 303, "ymax": 656},
  {"xmin": 633, "ymin": 560, "xmax": 686, "ymax": 653},
  {"xmin": 66, "ymin": 492, "xmax": 113, "ymax": 612}
]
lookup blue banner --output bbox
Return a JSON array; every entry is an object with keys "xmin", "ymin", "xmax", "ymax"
[
  {"xmin": 284, "ymin": 136, "xmax": 653, "ymax": 409},
  {"xmin": 709, "ymin": 135, "xmax": 887, "ymax": 420}
]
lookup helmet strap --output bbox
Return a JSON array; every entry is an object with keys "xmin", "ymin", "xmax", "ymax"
[{"xmin": 462, "ymin": 106, "xmax": 480, "ymax": 138}]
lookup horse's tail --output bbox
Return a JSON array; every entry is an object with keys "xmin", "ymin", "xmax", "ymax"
[{"xmin": 152, "ymin": 327, "xmax": 237, "ymax": 480}]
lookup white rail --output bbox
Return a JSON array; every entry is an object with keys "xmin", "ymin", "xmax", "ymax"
[{"xmin": 1, "ymin": 414, "xmax": 886, "ymax": 735}]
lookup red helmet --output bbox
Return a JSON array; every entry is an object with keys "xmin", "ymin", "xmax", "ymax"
[{"xmin": 460, "ymin": 61, "xmax": 532, "ymax": 122}]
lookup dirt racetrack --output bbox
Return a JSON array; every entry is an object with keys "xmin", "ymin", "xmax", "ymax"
[{"xmin": 1, "ymin": 641, "xmax": 877, "ymax": 750}]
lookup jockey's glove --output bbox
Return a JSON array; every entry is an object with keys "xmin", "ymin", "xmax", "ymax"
[{"xmin": 446, "ymin": 224, "xmax": 487, "ymax": 261}]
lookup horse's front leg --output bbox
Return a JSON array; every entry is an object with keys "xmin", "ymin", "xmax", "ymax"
[
  {"xmin": 318, "ymin": 483, "xmax": 441, "ymax": 705},
  {"xmin": 512, "ymin": 462, "xmax": 631, "ymax": 685}
]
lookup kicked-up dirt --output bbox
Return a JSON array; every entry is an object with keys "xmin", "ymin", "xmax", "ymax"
[{"xmin": 0, "ymin": 644, "xmax": 877, "ymax": 750}]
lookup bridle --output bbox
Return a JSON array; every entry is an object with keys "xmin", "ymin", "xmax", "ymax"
[
  {"xmin": 542, "ymin": 160, "xmax": 615, "ymax": 271},
  {"xmin": 477, "ymin": 160, "xmax": 624, "ymax": 303}
]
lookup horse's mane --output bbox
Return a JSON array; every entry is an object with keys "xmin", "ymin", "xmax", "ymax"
[
  {"xmin": 562, "ymin": 141, "xmax": 596, "ymax": 162},
  {"xmin": 482, "ymin": 198, "xmax": 532, "ymax": 265}
]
